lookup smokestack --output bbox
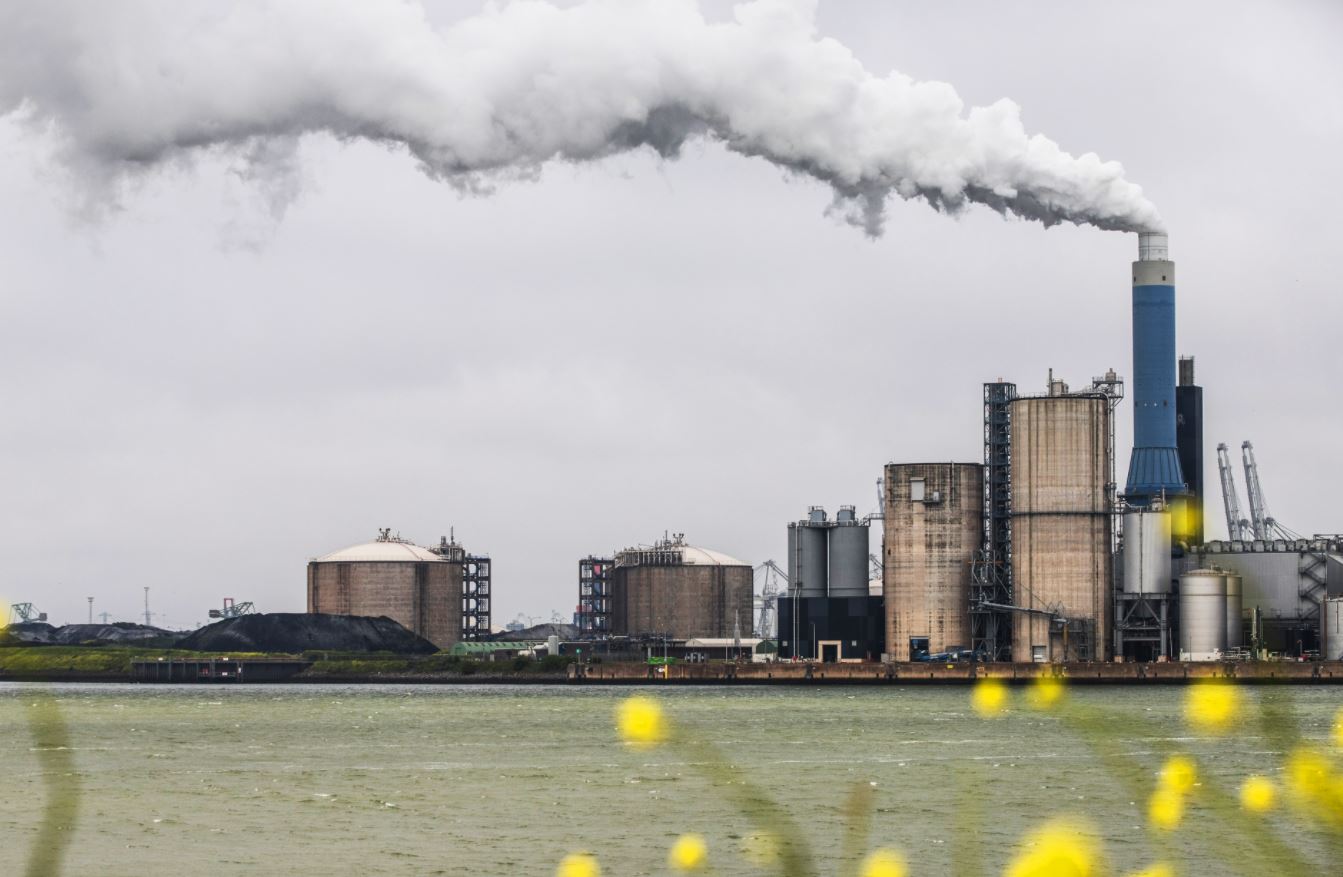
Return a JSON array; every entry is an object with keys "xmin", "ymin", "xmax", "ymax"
[{"xmin": 1125, "ymin": 232, "xmax": 1187, "ymax": 505}]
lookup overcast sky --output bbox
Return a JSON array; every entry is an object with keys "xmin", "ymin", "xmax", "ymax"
[{"xmin": 1, "ymin": 1, "xmax": 1340, "ymax": 629}]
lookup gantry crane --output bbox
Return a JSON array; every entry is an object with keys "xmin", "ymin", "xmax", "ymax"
[
  {"xmin": 208, "ymin": 597, "xmax": 256, "ymax": 619},
  {"xmin": 1241, "ymin": 441, "xmax": 1301, "ymax": 540},
  {"xmin": 1217, "ymin": 443, "xmax": 1253, "ymax": 540},
  {"xmin": 754, "ymin": 560, "xmax": 788, "ymax": 639},
  {"xmin": 8, "ymin": 603, "xmax": 47, "ymax": 624}
]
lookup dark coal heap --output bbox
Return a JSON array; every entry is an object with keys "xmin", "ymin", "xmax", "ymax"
[{"xmin": 176, "ymin": 613, "xmax": 437, "ymax": 654}]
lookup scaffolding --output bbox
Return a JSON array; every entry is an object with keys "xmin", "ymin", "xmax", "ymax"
[
  {"xmin": 461, "ymin": 555, "xmax": 492, "ymax": 640},
  {"xmin": 971, "ymin": 381, "xmax": 1015, "ymax": 660},
  {"xmin": 577, "ymin": 556, "xmax": 613, "ymax": 636}
]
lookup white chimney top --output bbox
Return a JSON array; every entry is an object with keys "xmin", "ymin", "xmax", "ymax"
[{"xmin": 1138, "ymin": 232, "xmax": 1169, "ymax": 261}]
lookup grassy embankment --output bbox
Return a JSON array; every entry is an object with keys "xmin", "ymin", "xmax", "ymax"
[{"xmin": 0, "ymin": 642, "xmax": 574, "ymax": 681}]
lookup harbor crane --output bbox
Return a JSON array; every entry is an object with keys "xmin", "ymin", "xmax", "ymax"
[
  {"xmin": 8, "ymin": 603, "xmax": 47, "ymax": 625},
  {"xmin": 754, "ymin": 560, "xmax": 788, "ymax": 639},
  {"xmin": 1217, "ymin": 443, "xmax": 1253, "ymax": 540},
  {"xmin": 1218, "ymin": 441, "xmax": 1300, "ymax": 541}
]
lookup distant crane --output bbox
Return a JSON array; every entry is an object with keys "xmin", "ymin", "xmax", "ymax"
[
  {"xmin": 1217, "ymin": 443, "xmax": 1253, "ymax": 540},
  {"xmin": 869, "ymin": 553, "xmax": 884, "ymax": 577},
  {"xmin": 208, "ymin": 598, "xmax": 257, "ymax": 619},
  {"xmin": 753, "ymin": 560, "xmax": 788, "ymax": 639},
  {"xmin": 8, "ymin": 603, "xmax": 47, "ymax": 625},
  {"xmin": 98, "ymin": 611, "xmax": 113, "ymax": 624}
]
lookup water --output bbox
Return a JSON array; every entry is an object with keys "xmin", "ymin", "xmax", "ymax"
[{"xmin": 1, "ymin": 683, "xmax": 1339, "ymax": 876}]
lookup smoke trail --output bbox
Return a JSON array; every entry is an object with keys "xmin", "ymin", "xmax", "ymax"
[{"xmin": 0, "ymin": 0, "xmax": 1162, "ymax": 235}]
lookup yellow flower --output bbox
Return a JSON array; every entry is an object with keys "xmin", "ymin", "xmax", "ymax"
[
  {"xmin": 971, "ymin": 678, "xmax": 1008, "ymax": 718},
  {"xmin": 1005, "ymin": 819, "xmax": 1099, "ymax": 877},
  {"xmin": 615, "ymin": 695, "xmax": 667, "ymax": 747},
  {"xmin": 1158, "ymin": 755, "xmax": 1197, "ymax": 794},
  {"xmin": 860, "ymin": 848, "xmax": 908, "ymax": 877},
  {"xmin": 1124, "ymin": 865, "xmax": 1174, "ymax": 877},
  {"xmin": 1183, "ymin": 682, "xmax": 1241, "ymax": 734},
  {"xmin": 1240, "ymin": 775, "xmax": 1276, "ymax": 813},
  {"xmin": 556, "ymin": 853, "xmax": 600, "ymax": 877},
  {"xmin": 1148, "ymin": 789, "xmax": 1184, "ymax": 831},
  {"xmin": 668, "ymin": 834, "xmax": 707, "ymax": 872},
  {"xmin": 1285, "ymin": 746, "xmax": 1332, "ymax": 800},
  {"xmin": 1027, "ymin": 675, "xmax": 1066, "ymax": 710}
]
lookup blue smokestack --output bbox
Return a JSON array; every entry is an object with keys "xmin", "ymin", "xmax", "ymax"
[{"xmin": 1125, "ymin": 232, "xmax": 1187, "ymax": 504}]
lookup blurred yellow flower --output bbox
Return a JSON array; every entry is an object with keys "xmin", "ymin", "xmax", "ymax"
[
  {"xmin": 1240, "ymin": 775, "xmax": 1276, "ymax": 813},
  {"xmin": 1285, "ymin": 746, "xmax": 1332, "ymax": 800},
  {"xmin": 1005, "ymin": 818, "xmax": 1099, "ymax": 877},
  {"xmin": 1158, "ymin": 755, "xmax": 1197, "ymax": 794},
  {"xmin": 1183, "ymin": 682, "xmax": 1241, "ymax": 734},
  {"xmin": 668, "ymin": 834, "xmax": 707, "ymax": 872},
  {"xmin": 1124, "ymin": 865, "xmax": 1174, "ymax": 877},
  {"xmin": 1148, "ymin": 788, "xmax": 1184, "ymax": 831},
  {"xmin": 615, "ymin": 695, "xmax": 667, "ymax": 748},
  {"xmin": 1027, "ymin": 675, "xmax": 1065, "ymax": 710},
  {"xmin": 860, "ymin": 848, "xmax": 908, "ymax": 877},
  {"xmin": 556, "ymin": 853, "xmax": 600, "ymax": 877},
  {"xmin": 972, "ymin": 678, "xmax": 1008, "ymax": 718}
]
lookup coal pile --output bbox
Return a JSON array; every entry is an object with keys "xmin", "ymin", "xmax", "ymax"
[
  {"xmin": 177, "ymin": 613, "xmax": 438, "ymax": 654},
  {"xmin": 2, "ymin": 621, "xmax": 180, "ymax": 646}
]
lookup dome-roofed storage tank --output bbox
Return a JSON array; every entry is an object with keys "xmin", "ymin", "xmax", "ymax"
[
  {"xmin": 827, "ymin": 506, "xmax": 870, "ymax": 598},
  {"xmin": 883, "ymin": 462, "xmax": 983, "ymax": 661},
  {"xmin": 609, "ymin": 534, "xmax": 753, "ymax": 640},
  {"xmin": 1011, "ymin": 391, "xmax": 1113, "ymax": 662},
  {"xmin": 1179, "ymin": 569, "xmax": 1227, "ymax": 661},
  {"xmin": 307, "ymin": 529, "xmax": 463, "ymax": 649}
]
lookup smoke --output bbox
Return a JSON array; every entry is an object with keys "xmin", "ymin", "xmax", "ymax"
[{"xmin": 0, "ymin": 0, "xmax": 1163, "ymax": 235}]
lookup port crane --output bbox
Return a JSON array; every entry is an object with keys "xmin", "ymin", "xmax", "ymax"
[
  {"xmin": 1219, "ymin": 441, "xmax": 1300, "ymax": 541},
  {"xmin": 753, "ymin": 560, "xmax": 788, "ymax": 638},
  {"xmin": 209, "ymin": 598, "xmax": 257, "ymax": 619},
  {"xmin": 1217, "ymin": 443, "xmax": 1253, "ymax": 540},
  {"xmin": 8, "ymin": 603, "xmax": 47, "ymax": 624}
]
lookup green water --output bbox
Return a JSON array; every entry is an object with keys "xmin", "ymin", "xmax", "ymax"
[{"xmin": 2, "ymin": 683, "xmax": 1340, "ymax": 876}]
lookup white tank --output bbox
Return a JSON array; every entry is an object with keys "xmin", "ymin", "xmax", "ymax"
[
  {"xmin": 1224, "ymin": 572, "xmax": 1244, "ymax": 650},
  {"xmin": 1323, "ymin": 598, "xmax": 1343, "ymax": 661},
  {"xmin": 1179, "ymin": 570, "xmax": 1227, "ymax": 661},
  {"xmin": 1123, "ymin": 509, "xmax": 1172, "ymax": 594}
]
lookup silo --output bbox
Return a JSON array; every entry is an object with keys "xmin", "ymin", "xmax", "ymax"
[
  {"xmin": 1322, "ymin": 598, "xmax": 1343, "ymax": 661},
  {"xmin": 827, "ymin": 506, "xmax": 870, "ymax": 598},
  {"xmin": 787, "ymin": 508, "xmax": 829, "ymax": 599},
  {"xmin": 1224, "ymin": 572, "xmax": 1244, "ymax": 650},
  {"xmin": 1122, "ymin": 509, "xmax": 1172, "ymax": 595},
  {"xmin": 1179, "ymin": 570, "xmax": 1227, "ymax": 660},
  {"xmin": 1011, "ymin": 394, "xmax": 1113, "ymax": 662},
  {"xmin": 883, "ymin": 462, "xmax": 983, "ymax": 661}
]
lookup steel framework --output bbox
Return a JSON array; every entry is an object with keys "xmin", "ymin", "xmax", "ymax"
[
  {"xmin": 970, "ymin": 381, "xmax": 1015, "ymax": 660},
  {"xmin": 577, "ymin": 556, "xmax": 613, "ymax": 636}
]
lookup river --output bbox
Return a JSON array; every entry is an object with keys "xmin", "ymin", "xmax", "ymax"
[{"xmin": 2, "ymin": 683, "xmax": 1339, "ymax": 876}]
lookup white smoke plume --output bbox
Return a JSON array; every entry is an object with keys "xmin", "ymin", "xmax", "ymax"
[{"xmin": 0, "ymin": 0, "xmax": 1163, "ymax": 235}]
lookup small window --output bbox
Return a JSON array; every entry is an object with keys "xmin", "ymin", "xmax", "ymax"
[{"xmin": 910, "ymin": 477, "xmax": 926, "ymax": 502}]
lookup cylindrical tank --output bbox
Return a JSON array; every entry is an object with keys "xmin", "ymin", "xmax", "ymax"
[
  {"xmin": 828, "ymin": 507, "xmax": 869, "ymax": 598},
  {"xmin": 1322, "ymin": 598, "xmax": 1343, "ymax": 662},
  {"xmin": 610, "ymin": 540, "xmax": 754, "ymax": 639},
  {"xmin": 1010, "ymin": 394, "xmax": 1113, "ymax": 662},
  {"xmin": 1224, "ymin": 572, "xmax": 1243, "ymax": 650},
  {"xmin": 799, "ymin": 522, "xmax": 828, "ymax": 599},
  {"xmin": 1179, "ymin": 570, "xmax": 1227, "ymax": 661},
  {"xmin": 883, "ymin": 462, "xmax": 983, "ymax": 661},
  {"xmin": 1122, "ymin": 509, "xmax": 1172, "ymax": 594}
]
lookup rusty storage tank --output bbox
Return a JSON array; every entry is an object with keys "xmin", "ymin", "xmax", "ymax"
[
  {"xmin": 1179, "ymin": 569, "xmax": 1227, "ymax": 660},
  {"xmin": 883, "ymin": 462, "xmax": 983, "ymax": 661},
  {"xmin": 1122, "ymin": 509, "xmax": 1172, "ymax": 595},
  {"xmin": 827, "ymin": 506, "xmax": 871, "ymax": 598},
  {"xmin": 307, "ymin": 531, "xmax": 463, "ymax": 649},
  {"xmin": 1224, "ymin": 571, "xmax": 1244, "ymax": 650},
  {"xmin": 609, "ymin": 535, "xmax": 754, "ymax": 639},
  {"xmin": 787, "ymin": 507, "xmax": 829, "ymax": 599},
  {"xmin": 1010, "ymin": 392, "xmax": 1113, "ymax": 662}
]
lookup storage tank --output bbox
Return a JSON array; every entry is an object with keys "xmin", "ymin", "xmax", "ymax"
[
  {"xmin": 787, "ymin": 508, "xmax": 830, "ymax": 599},
  {"xmin": 1179, "ymin": 570, "xmax": 1227, "ymax": 661},
  {"xmin": 1224, "ymin": 571, "xmax": 1244, "ymax": 650},
  {"xmin": 827, "ymin": 506, "xmax": 870, "ymax": 598},
  {"xmin": 883, "ymin": 462, "xmax": 982, "ymax": 661},
  {"xmin": 610, "ymin": 535, "xmax": 754, "ymax": 639},
  {"xmin": 1322, "ymin": 597, "xmax": 1343, "ymax": 661},
  {"xmin": 1010, "ymin": 393, "xmax": 1113, "ymax": 662},
  {"xmin": 1122, "ymin": 509, "xmax": 1172, "ymax": 594},
  {"xmin": 307, "ymin": 531, "xmax": 463, "ymax": 649}
]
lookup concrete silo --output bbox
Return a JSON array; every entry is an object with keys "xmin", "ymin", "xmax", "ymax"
[
  {"xmin": 1010, "ymin": 391, "xmax": 1113, "ymax": 662},
  {"xmin": 883, "ymin": 463, "xmax": 983, "ymax": 661},
  {"xmin": 609, "ymin": 534, "xmax": 753, "ymax": 640},
  {"xmin": 307, "ymin": 530, "xmax": 463, "ymax": 649}
]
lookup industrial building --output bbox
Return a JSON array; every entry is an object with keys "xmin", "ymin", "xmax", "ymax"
[
  {"xmin": 607, "ymin": 534, "xmax": 753, "ymax": 640},
  {"xmin": 883, "ymin": 464, "xmax": 982, "ymax": 661},
  {"xmin": 777, "ymin": 506, "xmax": 882, "ymax": 661},
  {"xmin": 307, "ymin": 529, "xmax": 490, "ymax": 650}
]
